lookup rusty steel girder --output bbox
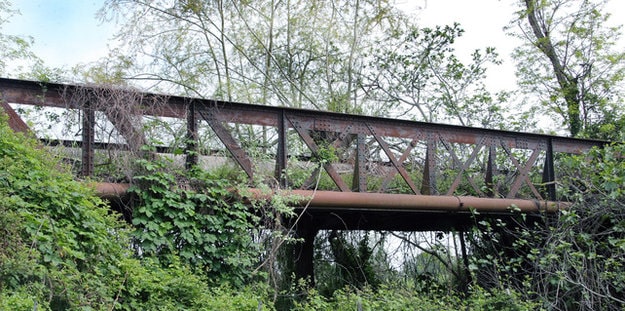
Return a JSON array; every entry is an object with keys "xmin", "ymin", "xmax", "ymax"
[
  {"xmin": 1, "ymin": 100, "xmax": 31, "ymax": 133},
  {"xmin": 0, "ymin": 77, "xmax": 608, "ymax": 203}
]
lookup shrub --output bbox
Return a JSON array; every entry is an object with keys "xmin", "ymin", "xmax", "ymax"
[
  {"xmin": 293, "ymin": 284, "xmax": 537, "ymax": 311},
  {"xmin": 0, "ymin": 113, "xmax": 260, "ymax": 310}
]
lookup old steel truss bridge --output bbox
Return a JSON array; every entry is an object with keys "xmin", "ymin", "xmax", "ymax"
[{"xmin": 0, "ymin": 77, "xmax": 610, "ymax": 280}]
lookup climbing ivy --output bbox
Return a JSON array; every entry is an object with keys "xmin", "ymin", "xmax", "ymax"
[
  {"xmin": 129, "ymin": 158, "xmax": 261, "ymax": 287},
  {"xmin": 0, "ymin": 113, "xmax": 274, "ymax": 310}
]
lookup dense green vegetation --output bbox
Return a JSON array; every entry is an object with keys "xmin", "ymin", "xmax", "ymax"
[
  {"xmin": 0, "ymin": 115, "xmax": 272, "ymax": 310},
  {"xmin": 130, "ymin": 157, "xmax": 260, "ymax": 287}
]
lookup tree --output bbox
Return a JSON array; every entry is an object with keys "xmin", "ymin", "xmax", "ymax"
[
  {"xmin": 99, "ymin": 0, "xmax": 406, "ymax": 115},
  {"xmin": 509, "ymin": 0, "xmax": 625, "ymax": 138},
  {"xmin": 364, "ymin": 23, "xmax": 511, "ymax": 128}
]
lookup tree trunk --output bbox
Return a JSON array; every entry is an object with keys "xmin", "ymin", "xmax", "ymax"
[{"xmin": 524, "ymin": 0, "xmax": 582, "ymax": 137}]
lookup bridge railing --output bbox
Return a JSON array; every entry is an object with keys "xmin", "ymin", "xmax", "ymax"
[{"xmin": 1, "ymin": 78, "xmax": 606, "ymax": 201}]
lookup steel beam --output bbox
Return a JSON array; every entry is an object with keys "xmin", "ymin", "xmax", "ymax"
[
  {"xmin": 542, "ymin": 138, "xmax": 556, "ymax": 200},
  {"xmin": 199, "ymin": 110, "xmax": 254, "ymax": 180},
  {"xmin": 81, "ymin": 103, "xmax": 95, "ymax": 177},
  {"xmin": 186, "ymin": 101, "xmax": 198, "ymax": 168},
  {"xmin": 0, "ymin": 78, "xmax": 606, "ymax": 155},
  {"xmin": 1, "ymin": 101, "xmax": 31, "ymax": 133}
]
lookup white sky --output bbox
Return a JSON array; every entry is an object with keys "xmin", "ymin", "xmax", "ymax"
[
  {"xmin": 3, "ymin": 0, "xmax": 624, "ymax": 94},
  {"xmin": 410, "ymin": 0, "xmax": 520, "ymax": 91}
]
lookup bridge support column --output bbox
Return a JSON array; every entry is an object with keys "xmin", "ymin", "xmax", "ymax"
[
  {"xmin": 542, "ymin": 138, "xmax": 556, "ymax": 200},
  {"xmin": 185, "ymin": 101, "xmax": 198, "ymax": 169},
  {"xmin": 81, "ymin": 103, "xmax": 95, "ymax": 177},
  {"xmin": 294, "ymin": 213, "xmax": 318, "ymax": 286}
]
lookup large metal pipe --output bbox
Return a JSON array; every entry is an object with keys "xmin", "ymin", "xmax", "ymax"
[
  {"xmin": 92, "ymin": 182, "xmax": 566, "ymax": 213},
  {"xmin": 92, "ymin": 182, "xmax": 131, "ymax": 200},
  {"xmin": 243, "ymin": 189, "xmax": 566, "ymax": 213}
]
